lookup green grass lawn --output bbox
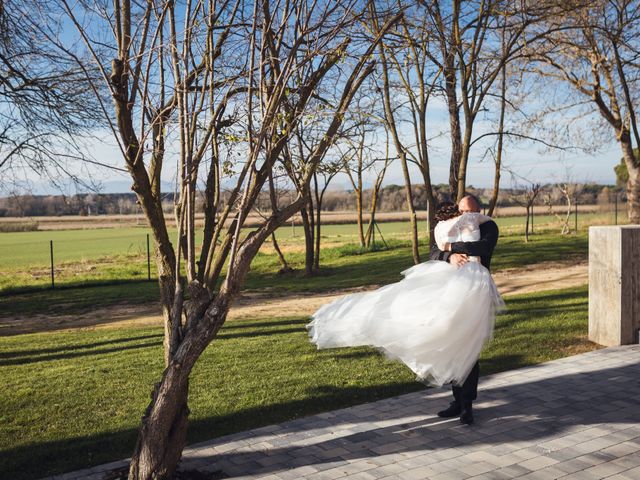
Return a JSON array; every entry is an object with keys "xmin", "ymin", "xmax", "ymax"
[
  {"xmin": 0, "ymin": 232, "xmax": 588, "ymax": 318},
  {"xmin": 0, "ymin": 210, "xmax": 610, "ymax": 292},
  {"xmin": 0, "ymin": 285, "xmax": 593, "ymax": 480}
]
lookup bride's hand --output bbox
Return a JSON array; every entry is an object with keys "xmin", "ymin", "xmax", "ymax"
[{"xmin": 450, "ymin": 253, "xmax": 468, "ymax": 268}]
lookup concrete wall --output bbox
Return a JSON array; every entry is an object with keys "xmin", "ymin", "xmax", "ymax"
[{"xmin": 589, "ymin": 226, "xmax": 640, "ymax": 346}]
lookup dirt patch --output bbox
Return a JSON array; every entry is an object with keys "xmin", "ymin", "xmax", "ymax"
[{"xmin": 0, "ymin": 259, "xmax": 588, "ymax": 336}]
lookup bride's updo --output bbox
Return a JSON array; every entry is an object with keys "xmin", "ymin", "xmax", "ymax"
[{"xmin": 435, "ymin": 202, "xmax": 460, "ymax": 222}]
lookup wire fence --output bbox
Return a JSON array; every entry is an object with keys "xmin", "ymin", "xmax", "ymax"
[{"xmin": 0, "ymin": 202, "xmax": 630, "ymax": 294}]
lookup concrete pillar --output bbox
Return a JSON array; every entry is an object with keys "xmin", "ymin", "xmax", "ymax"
[{"xmin": 589, "ymin": 226, "xmax": 640, "ymax": 346}]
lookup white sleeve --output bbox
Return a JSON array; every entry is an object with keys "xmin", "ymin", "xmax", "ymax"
[
  {"xmin": 466, "ymin": 212, "xmax": 492, "ymax": 224},
  {"xmin": 434, "ymin": 221, "xmax": 448, "ymax": 251}
]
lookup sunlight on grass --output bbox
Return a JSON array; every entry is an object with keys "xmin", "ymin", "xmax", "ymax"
[{"xmin": 0, "ymin": 211, "xmax": 600, "ymax": 292}]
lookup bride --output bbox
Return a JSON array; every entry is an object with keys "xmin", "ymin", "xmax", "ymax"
[{"xmin": 307, "ymin": 201, "xmax": 504, "ymax": 387}]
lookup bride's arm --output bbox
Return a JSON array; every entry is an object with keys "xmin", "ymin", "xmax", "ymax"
[{"xmin": 430, "ymin": 221, "xmax": 453, "ymax": 260}]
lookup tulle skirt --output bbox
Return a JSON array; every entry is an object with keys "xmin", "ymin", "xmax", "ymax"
[{"xmin": 307, "ymin": 259, "xmax": 504, "ymax": 386}]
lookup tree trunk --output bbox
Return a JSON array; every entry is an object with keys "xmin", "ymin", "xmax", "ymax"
[
  {"xmin": 562, "ymin": 196, "xmax": 571, "ymax": 235},
  {"xmin": 128, "ymin": 355, "xmax": 193, "ymax": 479},
  {"xmin": 456, "ymin": 124, "xmax": 474, "ymax": 202},
  {"xmin": 524, "ymin": 206, "xmax": 530, "ymax": 242},
  {"xmin": 355, "ymin": 187, "xmax": 365, "ymax": 248},
  {"xmin": 364, "ymin": 185, "xmax": 381, "ymax": 247},
  {"xmin": 445, "ymin": 73, "xmax": 462, "ymax": 198},
  {"xmin": 488, "ymin": 61, "xmax": 507, "ymax": 217},
  {"xmin": 619, "ymin": 129, "xmax": 640, "ymax": 223},
  {"xmin": 300, "ymin": 205, "xmax": 315, "ymax": 275},
  {"xmin": 626, "ymin": 167, "xmax": 640, "ymax": 224},
  {"xmin": 313, "ymin": 175, "xmax": 322, "ymax": 271}
]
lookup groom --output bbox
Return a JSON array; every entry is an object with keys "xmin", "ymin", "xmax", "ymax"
[{"xmin": 429, "ymin": 194, "xmax": 499, "ymax": 425}]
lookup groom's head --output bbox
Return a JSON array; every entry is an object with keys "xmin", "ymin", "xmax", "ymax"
[{"xmin": 459, "ymin": 195, "xmax": 481, "ymax": 213}]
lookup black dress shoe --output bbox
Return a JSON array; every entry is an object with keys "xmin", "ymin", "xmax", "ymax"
[
  {"xmin": 437, "ymin": 401, "xmax": 462, "ymax": 418},
  {"xmin": 459, "ymin": 403, "xmax": 474, "ymax": 425}
]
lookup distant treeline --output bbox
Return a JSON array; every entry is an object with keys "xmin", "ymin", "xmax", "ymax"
[{"xmin": 0, "ymin": 183, "xmax": 624, "ymax": 217}]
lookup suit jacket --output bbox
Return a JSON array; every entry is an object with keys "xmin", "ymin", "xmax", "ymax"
[{"xmin": 429, "ymin": 220, "xmax": 499, "ymax": 271}]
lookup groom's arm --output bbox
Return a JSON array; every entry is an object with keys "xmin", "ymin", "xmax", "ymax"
[
  {"xmin": 449, "ymin": 221, "xmax": 499, "ymax": 257},
  {"xmin": 429, "ymin": 244, "xmax": 452, "ymax": 262}
]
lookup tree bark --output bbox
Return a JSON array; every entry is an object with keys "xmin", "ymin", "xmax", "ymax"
[
  {"xmin": 355, "ymin": 185, "xmax": 365, "ymax": 248},
  {"xmin": 128, "ymin": 347, "xmax": 195, "ymax": 480},
  {"xmin": 488, "ymin": 59, "xmax": 507, "ymax": 217},
  {"xmin": 300, "ymin": 199, "xmax": 315, "ymax": 275},
  {"xmin": 444, "ymin": 66, "xmax": 462, "ymax": 198},
  {"xmin": 313, "ymin": 173, "xmax": 323, "ymax": 270},
  {"xmin": 619, "ymin": 129, "xmax": 640, "ymax": 223}
]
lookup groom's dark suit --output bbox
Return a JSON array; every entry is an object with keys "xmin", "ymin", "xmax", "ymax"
[{"xmin": 429, "ymin": 219, "xmax": 499, "ymax": 405}]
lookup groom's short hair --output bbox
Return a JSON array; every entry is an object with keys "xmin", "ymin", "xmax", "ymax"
[{"xmin": 462, "ymin": 193, "xmax": 481, "ymax": 209}]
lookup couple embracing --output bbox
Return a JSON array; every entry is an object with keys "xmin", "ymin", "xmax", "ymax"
[{"xmin": 308, "ymin": 195, "xmax": 503, "ymax": 425}]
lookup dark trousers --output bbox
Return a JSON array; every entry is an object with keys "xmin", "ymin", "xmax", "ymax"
[{"xmin": 452, "ymin": 361, "xmax": 479, "ymax": 404}]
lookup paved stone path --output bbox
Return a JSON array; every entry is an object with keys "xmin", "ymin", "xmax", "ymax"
[{"xmin": 47, "ymin": 346, "xmax": 640, "ymax": 480}]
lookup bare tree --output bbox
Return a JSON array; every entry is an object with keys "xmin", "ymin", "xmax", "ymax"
[
  {"xmin": 375, "ymin": 13, "xmax": 421, "ymax": 263},
  {"xmin": 510, "ymin": 174, "xmax": 541, "ymax": 241},
  {"xmin": 340, "ymin": 98, "xmax": 382, "ymax": 249},
  {"xmin": 0, "ymin": 0, "xmax": 104, "ymax": 189},
  {"xmin": 60, "ymin": 1, "xmax": 401, "ymax": 478},
  {"xmin": 313, "ymin": 159, "xmax": 343, "ymax": 269},
  {"xmin": 375, "ymin": 4, "xmax": 441, "ymax": 247},
  {"xmin": 364, "ymin": 132, "xmax": 393, "ymax": 248},
  {"xmin": 527, "ymin": 0, "xmax": 640, "ymax": 222},
  {"xmin": 419, "ymin": 0, "xmax": 557, "ymax": 201}
]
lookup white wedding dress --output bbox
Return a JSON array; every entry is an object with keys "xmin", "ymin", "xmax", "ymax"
[{"xmin": 307, "ymin": 212, "xmax": 504, "ymax": 387}]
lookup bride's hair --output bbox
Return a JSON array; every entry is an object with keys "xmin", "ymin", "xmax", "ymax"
[{"xmin": 435, "ymin": 202, "xmax": 461, "ymax": 222}]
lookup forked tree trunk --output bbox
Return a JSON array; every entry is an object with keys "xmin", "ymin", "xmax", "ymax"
[{"xmin": 364, "ymin": 185, "xmax": 382, "ymax": 247}]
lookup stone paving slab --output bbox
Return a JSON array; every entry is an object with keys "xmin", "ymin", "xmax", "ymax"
[{"xmin": 43, "ymin": 345, "xmax": 640, "ymax": 479}]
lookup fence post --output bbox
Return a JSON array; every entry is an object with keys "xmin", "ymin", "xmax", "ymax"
[
  {"xmin": 614, "ymin": 193, "xmax": 618, "ymax": 225},
  {"xmin": 50, "ymin": 240, "xmax": 55, "ymax": 289},
  {"xmin": 147, "ymin": 233, "xmax": 151, "ymax": 281}
]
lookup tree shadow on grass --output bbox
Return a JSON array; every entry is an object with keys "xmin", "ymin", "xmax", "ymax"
[
  {"xmin": 5, "ymin": 351, "xmax": 639, "ymax": 480},
  {"xmin": 0, "ymin": 339, "xmax": 163, "ymax": 366},
  {"xmin": 0, "ymin": 333, "xmax": 163, "ymax": 360},
  {"xmin": 221, "ymin": 318, "xmax": 308, "ymax": 331},
  {"xmin": 0, "ymin": 381, "xmax": 424, "ymax": 480}
]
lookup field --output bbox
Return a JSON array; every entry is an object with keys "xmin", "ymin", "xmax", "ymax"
[
  {"xmin": 0, "ymin": 207, "xmax": 622, "ymax": 292},
  {"xmin": 0, "ymin": 208, "xmax": 614, "ymax": 479},
  {"xmin": 0, "ymin": 203, "xmax": 617, "ymax": 231}
]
